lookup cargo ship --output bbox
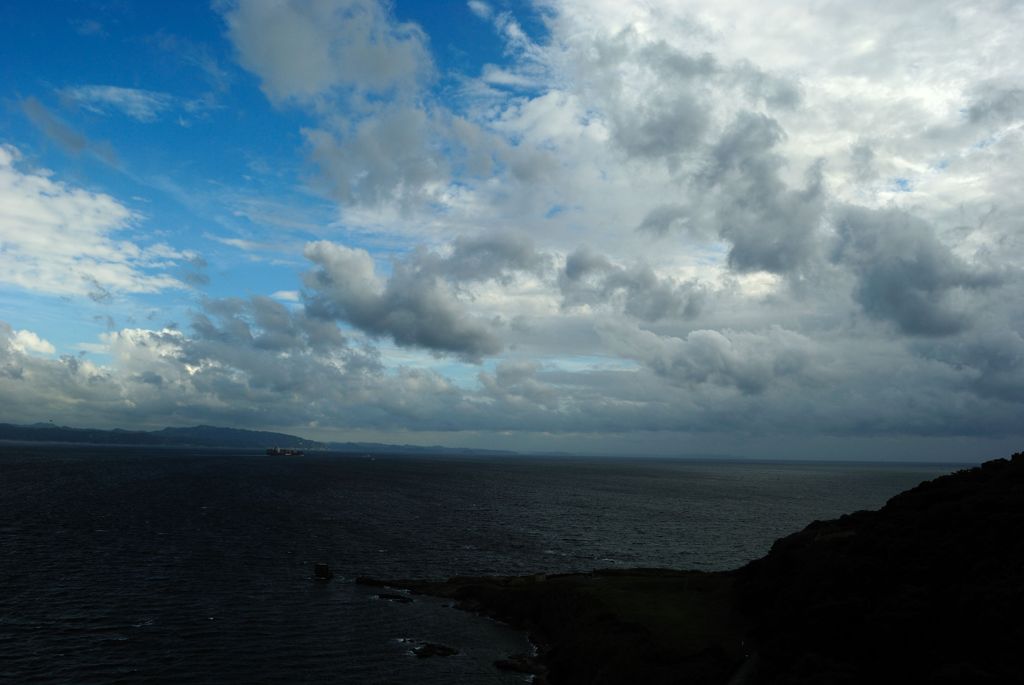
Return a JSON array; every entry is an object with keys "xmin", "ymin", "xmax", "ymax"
[{"xmin": 266, "ymin": 447, "xmax": 304, "ymax": 456}]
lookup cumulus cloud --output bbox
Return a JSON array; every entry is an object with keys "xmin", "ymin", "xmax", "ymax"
[
  {"xmin": 636, "ymin": 204, "xmax": 691, "ymax": 237},
  {"xmin": 966, "ymin": 83, "xmax": 1024, "ymax": 125},
  {"xmin": 10, "ymin": 329, "xmax": 55, "ymax": 355},
  {"xmin": 832, "ymin": 207, "xmax": 1002, "ymax": 336},
  {"xmin": 695, "ymin": 112, "xmax": 826, "ymax": 274},
  {"xmin": 427, "ymin": 232, "xmax": 550, "ymax": 283},
  {"xmin": 601, "ymin": 323, "xmax": 821, "ymax": 395},
  {"xmin": 560, "ymin": 247, "xmax": 703, "ymax": 321},
  {"xmin": 298, "ymin": 233, "xmax": 553, "ymax": 359},
  {"xmin": 0, "ymin": 144, "xmax": 187, "ymax": 298},
  {"xmin": 303, "ymin": 105, "xmax": 448, "ymax": 209},
  {"xmin": 302, "ymin": 241, "xmax": 504, "ymax": 360},
  {"xmin": 220, "ymin": 0, "xmax": 454, "ymax": 209},
  {"xmin": 221, "ymin": 0, "xmax": 430, "ymax": 102}
]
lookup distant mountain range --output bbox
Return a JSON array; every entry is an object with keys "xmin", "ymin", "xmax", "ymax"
[{"xmin": 0, "ymin": 422, "xmax": 516, "ymax": 455}]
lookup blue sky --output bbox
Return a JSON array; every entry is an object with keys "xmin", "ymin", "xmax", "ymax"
[{"xmin": 1, "ymin": 0, "xmax": 1023, "ymax": 460}]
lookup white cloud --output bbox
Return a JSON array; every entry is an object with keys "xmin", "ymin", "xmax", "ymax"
[
  {"xmin": 207, "ymin": 234, "xmax": 271, "ymax": 252},
  {"xmin": 10, "ymin": 329, "xmax": 55, "ymax": 356},
  {"xmin": 60, "ymin": 85, "xmax": 175, "ymax": 122},
  {"xmin": 468, "ymin": 1, "xmax": 492, "ymax": 21},
  {"xmin": 0, "ymin": 144, "xmax": 185, "ymax": 298}
]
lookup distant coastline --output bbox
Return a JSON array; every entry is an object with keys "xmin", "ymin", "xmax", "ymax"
[
  {"xmin": 0, "ymin": 422, "xmax": 517, "ymax": 456},
  {"xmin": 0, "ymin": 423, "xmax": 980, "ymax": 464}
]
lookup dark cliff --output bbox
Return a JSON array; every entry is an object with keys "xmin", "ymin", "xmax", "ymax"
[{"xmin": 738, "ymin": 452, "xmax": 1024, "ymax": 683}]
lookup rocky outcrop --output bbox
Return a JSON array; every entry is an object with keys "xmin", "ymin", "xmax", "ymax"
[
  {"xmin": 738, "ymin": 452, "xmax": 1024, "ymax": 683},
  {"xmin": 365, "ymin": 569, "xmax": 746, "ymax": 685},
  {"xmin": 412, "ymin": 643, "xmax": 459, "ymax": 658}
]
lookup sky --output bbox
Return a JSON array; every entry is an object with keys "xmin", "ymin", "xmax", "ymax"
[{"xmin": 0, "ymin": 0, "xmax": 1022, "ymax": 460}]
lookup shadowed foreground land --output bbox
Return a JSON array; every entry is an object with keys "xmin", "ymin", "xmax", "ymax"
[{"xmin": 362, "ymin": 453, "xmax": 1024, "ymax": 684}]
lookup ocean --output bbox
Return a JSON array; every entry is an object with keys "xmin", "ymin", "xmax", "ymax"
[{"xmin": 0, "ymin": 446, "xmax": 959, "ymax": 683}]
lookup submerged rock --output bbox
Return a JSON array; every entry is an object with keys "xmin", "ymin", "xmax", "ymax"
[
  {"xmin": 494, "ymin": 653, "xmax": 544, "ymax": 675},
  {"xmin": 376, "ymin": 592, "xmax": 413, "ymax": 604}
]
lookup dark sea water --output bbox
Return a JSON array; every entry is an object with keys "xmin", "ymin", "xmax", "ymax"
[{"xmin": 0, "ymin": 446, "xmax": 960, "ymax": 683}]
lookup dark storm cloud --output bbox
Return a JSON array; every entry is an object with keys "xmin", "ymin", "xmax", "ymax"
[
  {"xmin": 611, "ymin": 92, "xmax": 709, "ymax": 160},
  {"xmin": 386, "ymin": 232, "xmax": 550, "ymax": 287},
  {"xmin": 636, "ymin": 204, "xmax": 691, "ymax": 237},
  {"xmin": 637, "ymin": 41, "xmax": 718, "ymax": 80},
  {"xmin": 440, "ymin": 232, "xmax": 549, "ymax": 283},
  {"xmin": 913, "ymin": 325, "xmax": 1024, "ymax": 403},
  {"xmin": 133, "ymin": 370, "xmax": 164, "ymax": 386},
  {"xmin": 591, "ymin": 33, "xmax": 801, "ymax": 168},
  {"xmin": 601, "ymin": 68, "xmax": 710, "ymax": 163},
  {"xmin": 967, "ymin": 84, "xmax": 1024, "ymax": 124},
  {"xmin": 560, "ymin": 247, "xmax": 703, "ymax": 321},
  {"xmin": 634, "ymin": 111, "xmax": 826, "ymax": 275},
  {"xmin": 832, "ymin": 207, "xmax": 1002, "ymax": 336},
  {"xmin": 850, "ymin": 143, "xmax": 877, "ymax": 182},
  {"xmin": 179, "ymin": 297, "xmax": 383, "ymax": 404},
  {"xmin": 302, "ymin": 240, "xmax": 516, "ymax": 360},
  {"xmin": 732, "ymin": 59, "xmax": 802, "ymax": 109},
  {"xmin": 699, "ymin": 112, "xmax": 825, "ymax": 274},
  {"xmin": 190, "ymin": 296, "xmax": 350, "ymax": 358},
  {"xmin": 602, "ymin": 323, "xmax": 820, "ymax": 395}
]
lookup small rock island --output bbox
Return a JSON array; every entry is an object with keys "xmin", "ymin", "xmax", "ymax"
[{"xmin": 361, "ymin": 452, "xmax": 1024, "ymax": 684}]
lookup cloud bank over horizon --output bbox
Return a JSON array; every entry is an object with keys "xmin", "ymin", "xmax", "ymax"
[{"xmin": 1, "ymin": 0, "xmax": 1022, "ymax": 458}]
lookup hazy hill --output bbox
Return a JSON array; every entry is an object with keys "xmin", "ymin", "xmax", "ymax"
[
  {"xmin": 0, "ymin": 423, "xmax": 322, "ymax": 449},
  {"xmin": 0, "ymin": 423, "xmax": 517, "ymax": 455}
]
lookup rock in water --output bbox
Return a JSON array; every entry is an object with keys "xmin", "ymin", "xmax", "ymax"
[
  {"xmin": 377, "ymin": 592, "xmax": 414, "ymax": 604},
  {"xmin": 413, "ymin": 643, "xmax": 459, "ymax": 659},
  {"xmin": 314, "ymin": 562, "xmax": 333, "ymax": 580}
]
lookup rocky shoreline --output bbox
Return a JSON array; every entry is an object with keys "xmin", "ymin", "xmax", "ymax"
[
  {"xmin": 359, "ymin": 567, "xmax": 744, "ymax": 684},
  {"xmin": 361, "ymin": 452, "xmax": 1024, "ymax": 684}
]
